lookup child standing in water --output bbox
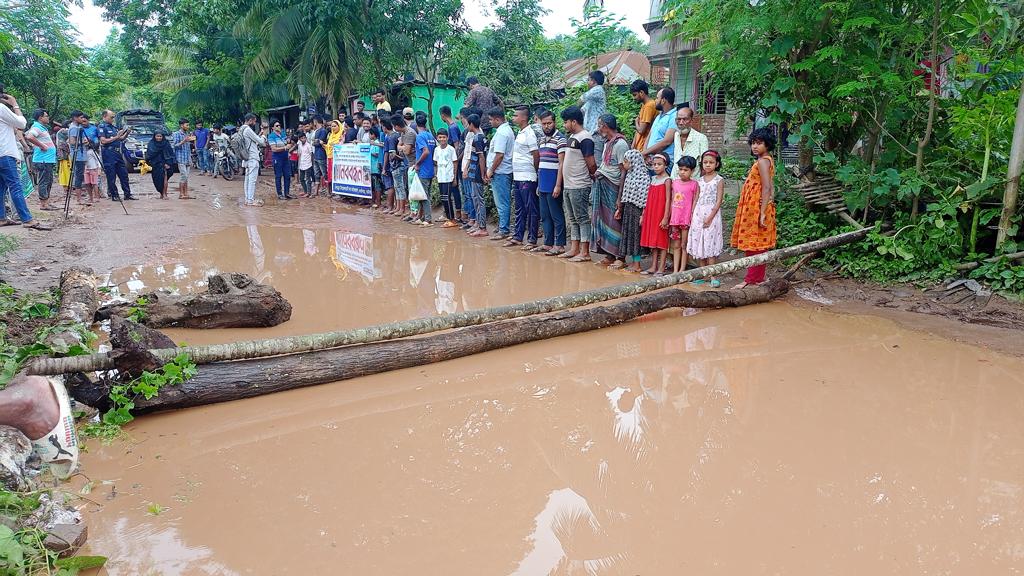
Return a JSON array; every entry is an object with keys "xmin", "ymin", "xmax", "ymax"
[
  {"xmin": 667, "ymin": 156, "xmax": 698, "ymax": 274},
  {"xmin": 688, "ymin": 150, "xmax": 726, "ymax": 287},
  {"xmin": 639, "ymin": 153, "xmax": 671, "ymax": 275},
  {"xmin": 730, "ymin": 127, "xmax": 777, "ymax": 288},
  {"xmin": 614, "ymin": 149, "xmax": 651, "ymax": 273}
]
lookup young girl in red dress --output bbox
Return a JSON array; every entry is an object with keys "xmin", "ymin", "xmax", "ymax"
[
  {"xmin": 640, "ymin": 153, "xmax": 671, "ymax": 275},
  {"xmin": 730, "ymin": 127, "xmax": 777, "ymax": 288}
]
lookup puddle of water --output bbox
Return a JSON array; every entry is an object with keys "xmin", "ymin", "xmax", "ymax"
[
  {"xmin": 104, "ymin": 224, "xmax": 624, "ymax": 345},
  {"xmin": 82, "ymin": 222, "xmax": 1024, "ymax": 575}
]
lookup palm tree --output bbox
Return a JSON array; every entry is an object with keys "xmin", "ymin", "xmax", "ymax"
[
  {"xmin": 151, "ymin": 43, "xmax": 290, "ymax": 119},
  {"xmin": 234, "ymin": 0, "xmax": 364, "ymax": 114}
]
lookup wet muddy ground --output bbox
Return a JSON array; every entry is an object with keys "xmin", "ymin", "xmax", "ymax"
[{"xmin": 5, "ymin": 174, "xmax": 1023, "ymax": 574}]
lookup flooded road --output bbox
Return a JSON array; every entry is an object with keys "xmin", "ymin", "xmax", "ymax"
[
  {"xmin": 81, "ymin": 219, "xmax": 1024, "ymax": 575},
  {"xmin": 104, "ymin": 223, "xmax": 622, "ymax": 345}
]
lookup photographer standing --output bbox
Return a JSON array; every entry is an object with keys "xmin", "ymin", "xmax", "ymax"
[
  {"xmin": 0, "ymin": 89, "xmax": 48, "ymax": 229},
  {"xmin": 240, "ymin": 113, "xmax": 268, "ymax": 206},
  {"xmin": 98, "ymin": 109, "xmax": 136, "ymax": 201}
]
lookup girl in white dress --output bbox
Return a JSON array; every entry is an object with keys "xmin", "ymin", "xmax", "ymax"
[{"xmin": 687, "ymin": 150, "xmax": 725, "ymax": 287}]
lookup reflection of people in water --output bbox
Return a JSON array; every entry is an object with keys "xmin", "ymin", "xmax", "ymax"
[
  {"xmin": 510, "ymin": 326, "xmax": 734, "ymax": 573},
  {"xmin": 246, "ymin": 225, "xmax": 268, "ymax": 284}
]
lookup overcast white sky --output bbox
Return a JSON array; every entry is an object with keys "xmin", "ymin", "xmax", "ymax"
[{"xmin": 69, "ymin": 0, "xmax": 652, "ymax": 48}]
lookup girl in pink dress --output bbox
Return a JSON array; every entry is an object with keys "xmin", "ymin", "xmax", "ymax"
[
  {"xmin": 667, "ymin": 155, "xmax": 698, "ymax": 273},
  {"xmin": 688, "ymin": 150, "xmax": 726, "ymax": 287}
]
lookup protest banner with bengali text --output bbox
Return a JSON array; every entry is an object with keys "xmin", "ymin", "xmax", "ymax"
[{"xmin": 331, "ymin": 143, "xmax": 372, "ymax": 199}]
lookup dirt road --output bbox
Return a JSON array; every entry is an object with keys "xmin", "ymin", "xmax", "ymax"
[{"xmin": 4, "ymin": 171, "xmax": 1024, "ymax": 574}]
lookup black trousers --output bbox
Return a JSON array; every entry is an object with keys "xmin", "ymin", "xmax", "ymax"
[{"xmin": 103, "ymin": 155, "xmax": 132, "ymax": 198}]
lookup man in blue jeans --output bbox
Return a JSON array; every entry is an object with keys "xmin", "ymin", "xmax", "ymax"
[
  {"xmin": 98, "ymin": 109, "xmax": 136, "ymax": 201},
  {"xmin": 484, "ymin": 106, "xmax": 513, "ymax": 240},
  {"xmin": 0, "ymin": 89, "xmax": 47, "ymax": 229},
  {"xmin": 267, "ymin": 121, "xmax": 293, "ymax": 199},
  {"xmin": 412, "ymin": 115, "xmax": 436, "ymax": 226},
  {"xmin": 194, "ymin": 120, "xmax": 211, "ymax": 175}
]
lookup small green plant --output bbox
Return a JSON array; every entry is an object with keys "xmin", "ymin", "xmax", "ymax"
[
  {"xmin": 126, "ymin": 296, "xmax": 149, "ymax": 323},
  {"xmin": 0, "ymin": 487, "xmax": 107, "ymax": 575},
  {"xmin": 0, "ymin": 282, "xmax": 96, "ymax": 389},
  {"xmin": 83, "ymin": 353, "xmax": 197, "ymax": 439},
  {"xmin": 146, "ymin": 502, "xmax": 166, "ymax": 516},
  {"xmin": 0, "ymin": 234, "xmax": 17, "ymax": 261},
  {"xmin": 970, "ymin": 260, "xmax": 1024, "ymax": 294}
]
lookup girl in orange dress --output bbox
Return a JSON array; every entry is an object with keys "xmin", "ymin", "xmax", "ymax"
[{"xmin": 730, "ymin": 127, "xmax": 777, "ymax": 287}]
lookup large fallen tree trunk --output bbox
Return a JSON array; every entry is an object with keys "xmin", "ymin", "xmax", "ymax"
[
  {"xmin": 71, "ymin": 280, "xmax": 789, "ymax": 413},
  {"xmin": 95, "ymin": 272, "xmax": 292, "ymax": 329},
  {"xmin": 43, "ymin": 267, "xmax": 98, "ymax": 353},
  {"xmin": 27, "ymin": 229, "xmax": 869, "ymax": 376}
]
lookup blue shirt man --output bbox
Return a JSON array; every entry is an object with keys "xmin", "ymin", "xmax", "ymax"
[
  {"xmin": 97, "ymin": 120, "xmax": 124, "ymax": 164},
  {"xmin": 97, "ymin": 108, "xmax": 135, "ymax": 200},
  {"xmin": 414, "ymin": 127, "xmax": 436, "ymax": 180},
  {"xmin": 194, "ymin": 124, "xmax": 210, "ymax": 150},
  {"xmin": 649, "ymin": 109, "xmax": 675, "ymax": 160},
  {"xmin": 267, "ymin": 130, "xmax": 288, "ymax": 158}
]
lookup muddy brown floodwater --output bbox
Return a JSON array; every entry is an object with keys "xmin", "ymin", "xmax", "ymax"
[{"xmin": 77, "ymin": 217, "xmax": 1024, "ymax": 575}]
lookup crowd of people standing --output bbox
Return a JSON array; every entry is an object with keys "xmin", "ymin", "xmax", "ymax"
[
  {"xmin": 0, "ymin": 73, "xmax": 778, "ymax": 286},
  {"xmin": 307, "ymin": 74, "xmax": 777, "ymax": 287}
]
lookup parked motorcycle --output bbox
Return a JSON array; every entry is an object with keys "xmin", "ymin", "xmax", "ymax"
[{"xmin": 213, "ymin": 144, "xmax": 238, "ymax": 180}]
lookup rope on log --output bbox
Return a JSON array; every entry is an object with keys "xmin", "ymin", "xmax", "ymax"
[{"xmin": 25, "ymin": 227, "xmax": 871, "ymax": 376}]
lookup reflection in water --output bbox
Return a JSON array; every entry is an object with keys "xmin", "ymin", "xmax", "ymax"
[
  {"xmin": 105, "ymin": 225, "xmax": 624, "ymax": 345},
  {"xmin": 87, "ymin": 224, "xmax": 1024, "ymax": 575},
  {"xmin": 97, "ymin": 518, "xmax": 238, "ymax": 576},
  {"xmin": 512, "ymin": 488, "xmax": 628, "ymax": 576}
]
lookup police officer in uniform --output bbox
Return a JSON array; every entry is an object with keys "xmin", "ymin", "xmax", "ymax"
[{"xmin": 98, "ymin": 109, "xmax": 136, "ymax": 200}]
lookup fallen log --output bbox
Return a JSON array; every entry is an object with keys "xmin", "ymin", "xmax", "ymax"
[
  {"xmin": 43, "ymin": 267, "xmax": 98, "ymax": 353},
  {"xmin": 95, "ymin": 272, "xmax": 292, "ymax": 329},
  {"xmin": 108, "ymin": 317, "xmax": 177, "ymax": 376},
  {"xmin": 71, "ymin": 280, "xmax": 789, "ymax": 413},
  {"xmin": 26, "ymin": 229, "xmax": 869, "ymax": 376}
]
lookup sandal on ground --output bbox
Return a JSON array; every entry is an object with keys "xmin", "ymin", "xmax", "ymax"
[
  {"xmin": 0, "ymin": 219, "xmax": 17, "ymax": 227},
  {"xmin": 30, "ymin": 377, "xmax": 79, "ymax": 480},
  {"xmin": 568, "ymin": 255, "xmax": 589, "ymax": 263},
  {"xmin": 608, "ymin": 260, "xmax": 626, "ymax": 270},
  {"xmin": 502, "ymin": 240, "xmax": 521, "ymax": 248},
  {"xmin": 245, "ymin": 200, "xmax": 265, "ymax": 207},
  {"xmin": 545, "ymin": 249, "xmax": 564, "ymax": 256},
  {"xmin": 520, "ymin": 244, "xmax": 537, "ymax": 251},
  {"xmin": 23, "ymin": 221, "xmax": 53, "ymax": 231},
  {"xmin": 557, "ymin": 251, "xmax": 577, "ymax": 259},
  {"xmin": 732, "ymin": 282, "xmax": 749, "ymax": 290}
]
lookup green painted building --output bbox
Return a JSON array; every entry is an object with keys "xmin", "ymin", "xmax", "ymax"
[{"xmin": 356, "ymin": 81, "xmax": 466, "ymax": 131}]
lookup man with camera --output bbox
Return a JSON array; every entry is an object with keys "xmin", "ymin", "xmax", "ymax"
[
  {"xmin": 98, "ymin": 109, "xmax": 136, "ymax": 201},
  {"xmin": 0, "ymin": 88, "xmax": 48, "ymax": 229}
]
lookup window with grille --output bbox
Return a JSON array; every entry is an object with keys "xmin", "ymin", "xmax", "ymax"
[{"xmin": 695, "ymin": 73, "xmax": 727, "ymax": 114}]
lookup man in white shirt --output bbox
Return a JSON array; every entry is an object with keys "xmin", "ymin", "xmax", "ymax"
[
  {"xmin": 240, "ymin": 113, "xmax": 268, "ymax": 206},
  {"xmin": 672, "ymin": 107, "xmax": 709, "ymax": 166},
  {"xmin": 0, "ymin": 89, "xmax": 46, "ymax": 229},
  {"xmin": 485, "ymin": 106, "xmax": 515, "ymax": 239},
  {"xmin": 508, "ymin": 105, "xmax": 540, "ymax": 248}
]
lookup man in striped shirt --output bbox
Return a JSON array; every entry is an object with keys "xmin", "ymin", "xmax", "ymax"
[{"xmin": 536, "ymin": 109, "xmax": 567, "ymax": 256}]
